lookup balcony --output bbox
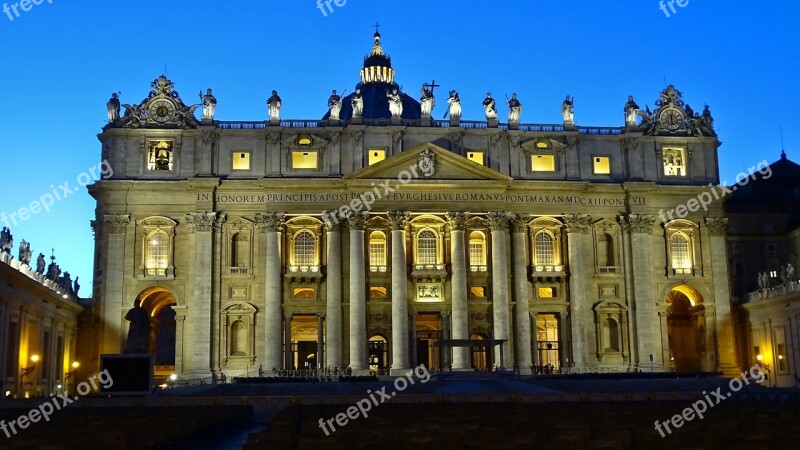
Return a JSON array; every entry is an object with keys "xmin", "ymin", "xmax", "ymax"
[
  {"xmin": 412, "ymin": 264, "xmax": 447, "ymax": 281},
  {"xmin": 370, "ymin": 265, "xmax": 388, "ymax": 273},
  {"xmin": 224, "ymin": 267, "xmax": 252, "ymax": 277},
  {"xmin": 530, "ymin": 265, "xmax": 566, "ymax": 282},
  {"xmin": 286, "ymin": 265, "xmax": 322, "ymax": 282}
]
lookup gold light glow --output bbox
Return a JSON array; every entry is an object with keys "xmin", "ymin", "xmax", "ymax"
[
  {"xmin": 531, "ymin": 155, "xmax": 555, "ymax": 172},
  {"xmin": 30, "ymin": 355, "xmax": 40, "ymax": 363}
]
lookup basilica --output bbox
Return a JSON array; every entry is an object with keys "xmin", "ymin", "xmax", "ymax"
[{"xmin": 88, "ymin": 30, "xmax": 738, "ymax": 379}]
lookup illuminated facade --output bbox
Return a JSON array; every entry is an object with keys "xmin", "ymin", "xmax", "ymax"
[
  {"xmin": 89, "ymin": 32, "xmax": 738, "ymax": 378},
  {"xmin": 0, "ymin": 253, "xmax": 83, "ymax": 397}
]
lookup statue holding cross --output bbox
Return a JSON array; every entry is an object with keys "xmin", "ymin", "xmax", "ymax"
[{"xmin": 420, "ymin": 80, "xmax": 438, "ymax": 118}]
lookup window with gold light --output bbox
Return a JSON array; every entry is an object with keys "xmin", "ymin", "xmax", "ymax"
[
  {"xmin": 369, "ymin": 231, "xmax": 387, "ymax": 272},
  {"xmin": 468, "ymin": 231, "xmax": 487, "ymax": 271},
  {"xmin": 669, "ymin": 232, "xmax": 692, "ymax": 274},
  {"xmin": 534, "ymin": 231, "xmax": 555, "ymax": 266},
  {"xmin": 416, "ymin": 229, "xmax": 437, "ymax": 266},
  {"xmin": 293, "ymin": 230, "xmax": 316, "ymax": 267},
  {"xmin": 147, "ymin": 140, "xmax": 174, "ymax": 171},
  {"xmin": 146, "ymin": 230, "xmax": 169, "ymax": 276}
]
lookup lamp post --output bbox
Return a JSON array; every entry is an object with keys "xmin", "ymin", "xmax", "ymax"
[{"xmin": 20, "ymin": 355, "xmax": 39, "ymax": 378}]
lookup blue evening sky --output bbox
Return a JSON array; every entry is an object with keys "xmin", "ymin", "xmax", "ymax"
[{"xmin": 0, "ymin": 0, "xmax": 797, "ymax": 293}]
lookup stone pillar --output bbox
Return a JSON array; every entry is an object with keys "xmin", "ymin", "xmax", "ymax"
[
  {"xmin": 511, "ymin": 215, "xmax": 532, "ymax": 374},
  {"xmin": 389, "ymin": 212, "xmax": 410, "ymax": 375},
  {"xmin": 409, "ymin": 312, "xmax": 417, "ymax": 368},
  {"xmin": 488, "ymin": 212, "xmax": 510, "ymax": 368},
  {"xmin": 174, "ymin": 313, "xmax": 186, "ymax": 374},
  {"xmin": 185, "ymin": 212, "xmax": 224, "ymax": 377},
  {"xmin": 101, "ymin": 214, "xmax": 130, "ymax": 355},
  {"xmin": 620, "ymin": 214, "xmax": 662, "ymax": 371},
  {"xmin": 0, "ymin": 301, "xmax": 6, "ymax": 379},
  {"xmin": 446, "ymin": 212, "xmax": 471, "ymax": 370},
  {"xmin": 441, "ymin": 311, "xmax": 451, "ymax": 369},
  {"xmin": 284, "ymin": 314, "xmax": 292, "ymax": 370},
  {"xmin": 325, "ymin": 223, "xmax": 343, "ymax": 368},
  {"xmin": 564, "ymin": 214, "xmax": 593, "ymax": 369},
  {"xmin": 317, "ymin": 313, "xmax": 325, "ymax": 369},
  {"xmin": 530, "ymin": 312, "xmax": 539, "ymax": 366},
  {"xmin": 256, "ymin": 212, "xmax": 284, "ymax": 371},
  {"xmin": 706, "ymin": 218, "xmax": 738, "ymax": 376},
  {"xmin": 347, "ymin": 213, "xmax": 368, "ymax": 374}
]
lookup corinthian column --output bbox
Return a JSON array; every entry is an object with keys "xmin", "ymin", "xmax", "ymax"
[
  {"xmin": 256, "ymin": 212, "xmax": 284, "ymax": 371},
  {"xmin": 388, "ymin": 211, "xmax": 410, "ymax": 375},
  {"xmin": 185, "ymin": 212, "xmax": 225, "ymax": 377},
  {"xmin": 325, "ymin": 222, "xmax": 343, "ymax": 367},
  {"xmin": 619, "ymin": 214, "xmax": 661, "ymax": 372},
  {"xmin": 705, "ymin": 217, "xmax": 737, "ymax": 376},
  {"xmin": 488, "ymin": 212, "xmax": 511, "ymax": 368},
  {"xmin": 446, "ymin": 212, "xmax": 471, "ymax": 370},
  {"xmin": 564, "ymin": 213, "xmax": 593, "ymax": 369},
  {"xmin": 347, "ymin": 213, "xmax": 368, "ymax": 374},
  {"xmin": 101, "ymin": 214, "xmax": 130, "ymax": 355},
  {"xmin": 511, "ymin": 214, "xmax": 532, "ymax": 374}
]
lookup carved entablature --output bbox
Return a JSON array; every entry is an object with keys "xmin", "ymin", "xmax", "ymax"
[
  {"xmin": 563, "ymin": 214, "xmax": 592, "ymax": 233},
  {"xmin": 255, "ymin": 212, "xmax": 285, "ymax": 233},
  {"xmin": 387, "ymin": 211, "xmax": 410, "ymax": 230},
  {"xmin": 105, "ymin": 75, "xmax": 202, "ymax": 130}
]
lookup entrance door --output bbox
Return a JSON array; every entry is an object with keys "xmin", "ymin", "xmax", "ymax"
[{"xmin": 296, "ymin": 342, "xmax": 318, "ymax": 370}]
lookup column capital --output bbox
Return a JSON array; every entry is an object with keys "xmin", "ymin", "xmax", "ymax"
[
  {"xmin": 387, "ymin": 211, "xmax": 410, "ymax": 230},
  {"xmin": 103, "ymin": 214, "xmax": 131, "ymax": 234},
  {"xmin": 563, "ymin": 213, "xmax": 593, "ymax": 233},
  {"xmin": 529, "ymin": 311, "xmax": 537, "ymax": 319},
  {"xmin": 325, "ymin": 221, "xmax": 343, "ymax": 233},
  {"xmin": 510, "ymin": 214, "xmax": 531, "ymax": 234},
  {"xmin": 255, "ymin": 212, "xmax": 285, "ymax": 233},
  {"xmin": 705, "ymin": 217, "xmax": 729, "ymax": 236},
  {"xmin": 441, "ymin": 310, "xmax": 452, "ymax": 319},
  {"xmin": 316, "ymin": 313, "xmax": 326, "ymax": 320},
  {"xmin": 284, "ymin": 314, "xmax": 293, "ymax": 321},
  {"xmin": 185, "ymin": 212, "xmax": 223, "ymax": 233},
  {"xmin": 618, "ymin": 214, "xmax": 656, "ymax": 234},
  {"xmin": 445, "ymin": 212, "xmax": 469, "ymax": 231},
  {"xmin": 487, "ymin": 212, "xmax": 509, "ymax": 231},
  {"xmin": 347, "ymin": 212, "xmax": 369, "ymax": 231}
]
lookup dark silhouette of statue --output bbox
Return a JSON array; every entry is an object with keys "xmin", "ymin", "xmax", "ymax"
[{"xmin": 124, "ymin": 300, "xmax": 150, "ymax": 353}]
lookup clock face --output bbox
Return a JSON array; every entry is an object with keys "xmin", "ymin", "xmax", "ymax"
[
  {"xmin": 660, "ymin": 108, "xmax": 685, "ymax": 131},
  {"xmin": 148, "ymin": 99, "xmax": 176, "ymax": 124}
]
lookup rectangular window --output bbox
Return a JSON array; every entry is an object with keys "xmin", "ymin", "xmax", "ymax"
[
  {"xmin": 292, "ymin": 151, "xmax": 318, "ymax": 169},
  {"xmin": 469, "ymin": 241, "xmax": 485, "ymax": 267},
  {"xmin": 368, "ymin": 149, "xmax": 386, "ymax": 165},
  {"xmin": 470, "ymin": 286, "xmax": 486, "ymax": 298},
  {"xmin": 467, "ymin": 151, "xmax": 484, "ymax": 165},
  {"xmin": 147, "ymin": 140, "xmax": 174, "ymax": 171},
  {"xmin": 531, "ymin": 154, "xmax": 555, "ymax": 172},
  {"xmin": 593, "ymin": 156, "xmax": 611, "ymax": 175},
  {"xmin": 538, "ymin": 287, "xmax": 554, "ymax": 298},
  {"xmin": 777, "ymin": 343, "xmax": 788, "ymax": 372},
  {"xmin": 663, "ymin": 147, "xmax": 687, "ymax": 177},
  {"xmin": 370, "ymin": 242, "xmax": 386, "ymax": 269},
  {"xmin": 232, "ymin": 151, "xmax": 251, "ymax": 171}
]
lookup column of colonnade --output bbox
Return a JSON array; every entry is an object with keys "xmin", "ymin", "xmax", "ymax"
[
  {"xmin": 388, "ymin": 211, "xmax": 411, "ymax": 375},
  {"xmin": 256, "ymin": 212, "xmax": 285, "ymax": 371},
  {"xmin": 446, "ymin": 212, "xmax": 471, "ymax": 370},
  {"xmin": 347, "ymin": 213, "xmax": 368, "ymax": 374}
]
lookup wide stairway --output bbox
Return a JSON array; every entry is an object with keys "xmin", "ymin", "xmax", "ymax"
[{"xmin": 244, "ymin": 401, "xmax": 800, "ymax": 450}]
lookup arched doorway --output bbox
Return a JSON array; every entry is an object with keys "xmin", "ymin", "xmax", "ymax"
[
  {"xmin": 134, "ymin": 287, "xmax": 178, "ymax": 374},
  {"xmin": 666, "ymin": 285, "xmax": 706, "ymax": 372}
]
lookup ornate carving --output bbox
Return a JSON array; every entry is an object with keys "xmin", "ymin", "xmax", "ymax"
[
  {"xmin": 202, "ymin": 131, "xmax": 218, "ymax": 145},
  {"xmin": 563, "ymin": 214, "xmax": 593, "ymax": 233},
  {"xmin": 255, "ymin": 212, "xmax": 285, "ymax": 233},
  {"xmin": 448, "ymin": 131, "xmax": 464, "ymax": 148},
  {"xmin": 387, "ymin": 211, "xmax": 410, "ymax": 230},
  {"xmin": 391, "ymin": 131, "xmax": 404, "ymax": 146},
  {"xmin": 418, "ymin": 148, "xmax": 438, "ymax": 178},
  {"xmin": 441, "ymin": 310, "xmax": 451, "ymax": 319},
  {"xmin": 104, "ymin": 214, "xmax": 131, "ymax": 234},
  {"xmin": 185, "ymin": 212, "xmax": 221, "ymax": 232},
  {"xmin": 328, "ymin": 133, "xmax": 341, "ymax": 145},
  {"xmin": 445, "ymin": 212, "xmax": 468, "ymax": 231},
  {"xmin": 107, "ymin": 75, "xmax": 201, "ymax": 130},
  {"xmin": 347, "ymin": 212, "xmax": 369, "ymax": 230},
  {"xmin": 325, "ymin": 222, "xmax": 342, "ymax": 233},
  {"xmin": 510, "ymin": 214, "xmax": 531, "ymax": 233},
  {"xmin": 487, "ymin": 212, "xmax": 509, "ymax": 231},
  {"xmin": 705, "ymin": 217, "xmax": 728, "ymax": 236},
  {"xmin": 351, "ymin": 130, "xmax": 364, "ymax": 143},
  {"xmin": 471, "ymin": 312, "xmax": 486, "ymax": 321},
  {"xmin": 266, "ymin": 132, "xmax": 281, "ymax": 145},
  {"xmin": 370, "ymin": 313, "xmax": 387, "ymax": 322},
  {"xmin": 618, "ymin": 214, "xmax": 656, "ymax": 234},
  {"xmin": 489, "ymin": 133, "xmax": 502, "ymax": 147}
]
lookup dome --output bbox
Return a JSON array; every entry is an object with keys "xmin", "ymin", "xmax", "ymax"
[{"xmin": 322, "ymin": 30, "xmax": 422, "ymax": 121}]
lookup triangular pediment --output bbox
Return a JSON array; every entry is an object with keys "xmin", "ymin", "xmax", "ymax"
[{"xmin": 343, "ymin": 142, "xmax": 512, "ymax": 184}]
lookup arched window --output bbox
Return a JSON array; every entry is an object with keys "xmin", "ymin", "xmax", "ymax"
[
  {"xmin": 598, "ymin": 233, "xmax": 615, "ymax": 268},
  {"xmin": 369, "ymin": 231, "xmax": 387, "ymax": 271},
  {"xmin": 230, "ymin": 320, "xmax": 247, "ymax": 356},
  {"xmin": 417, "ymin": 230, "xmax": 437, "ymax": 265},
  {"xmin": 293, "ymin": 230, "xmax": 316, "ymax": 266},
  {"xmin": 146, "ymin": 230, "xmax": 169, "ymax": 276},
  {"xmin": 468, "ymin": 231, "xmax": 486, "ymax": 270},
  {"xmin": 534, "ymin": 231, "xmax": 555, "ymax": 266},
  {"xmin": 670, "ymin": 233, "xmax": 691, "ymax": 272},
  {"xmin": 231, "ymin": 233, "xmax": 250, "ymax": 268},
  {"xmin": 603, "ymin": 318, "xmax": 620, "ymax": 352}
]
